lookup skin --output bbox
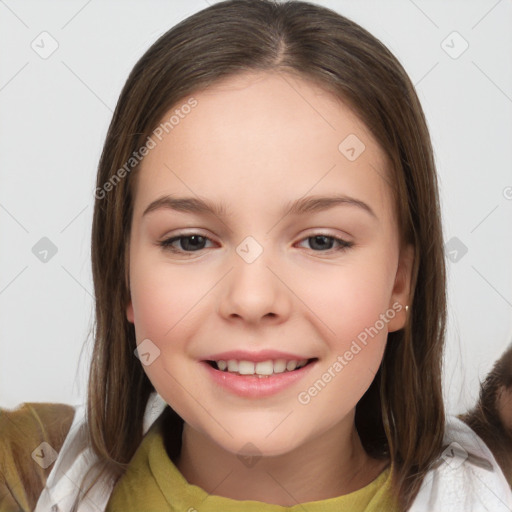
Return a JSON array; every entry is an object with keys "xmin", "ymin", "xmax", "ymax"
[
  {"xmin": 498, "ymin": 386, "xmax": 512, "ymax": 430},
  {"xmin": 126, "ymin": 70, "xmax": 414, "ymax": 505}
]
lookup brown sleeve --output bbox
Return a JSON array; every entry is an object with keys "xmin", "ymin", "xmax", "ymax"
[{"xmin": 0, "ymin": 402, "xmax": 76, "ymax": 512}]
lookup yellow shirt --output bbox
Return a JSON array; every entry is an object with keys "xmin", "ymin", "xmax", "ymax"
[{"xmin": 107, "ymin": 412, "xmax": 399, "ymax": 512}]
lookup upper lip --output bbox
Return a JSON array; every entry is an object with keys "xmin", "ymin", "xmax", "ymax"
[{"xmin": 202, "ymin": 350, "xmax": 314, "ymax": 363}]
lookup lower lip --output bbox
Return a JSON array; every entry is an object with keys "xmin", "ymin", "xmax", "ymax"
[{"xmin": 200, "ymin": 360, "xmax": 317, "ymax": 398}]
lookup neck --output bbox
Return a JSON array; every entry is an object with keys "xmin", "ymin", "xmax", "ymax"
[{"xmin": 172, "ymin": 413, "xmax": 389, "ymax": 506}]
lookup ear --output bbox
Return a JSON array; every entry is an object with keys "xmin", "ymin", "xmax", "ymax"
[
  {"xmin": 387, "ymin": 243, "xmax": 414, "ymax": 332},
  {"xmin": 497, "ymin": 385, "xmax": 512, "ymax": 431}
]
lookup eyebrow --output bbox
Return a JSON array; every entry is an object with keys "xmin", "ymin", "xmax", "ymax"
[{"xmin": 142, "ymin": 193, "xmax": 377, "ymax": 220}]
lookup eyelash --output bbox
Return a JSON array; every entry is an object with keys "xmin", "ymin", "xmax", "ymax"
[{"xmin": 158, "ymin": 232, "xmax": 354, "ymax": 255}]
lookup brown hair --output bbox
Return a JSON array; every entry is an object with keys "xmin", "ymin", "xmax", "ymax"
[
  {"xmin": 459, "ymin": 343, "xmax": 512, "ymax": 485},
  {"xmin": 77, "ymin": 0, "xmax": 447, "ymax": 509}
]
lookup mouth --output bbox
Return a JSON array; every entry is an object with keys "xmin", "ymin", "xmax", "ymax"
[{"xmin": 204, "ymin": 357, "xmax": 319, "ymax": 377}]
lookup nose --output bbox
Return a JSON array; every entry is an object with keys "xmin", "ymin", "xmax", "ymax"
[{"xmin": 217, "ymin": 245, "xmax": 292, "ymax": 326}]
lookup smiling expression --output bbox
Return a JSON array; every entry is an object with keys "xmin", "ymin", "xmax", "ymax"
[{"xmin": 125, "ymin": 70, "xmax": 413, "ymax": 457}]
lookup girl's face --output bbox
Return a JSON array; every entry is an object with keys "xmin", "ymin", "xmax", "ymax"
[{"xmin": 126, "ymin": 71, "xmax": 413, "ymax": 457}]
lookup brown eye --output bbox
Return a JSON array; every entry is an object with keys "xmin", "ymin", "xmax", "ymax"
[
  {"xmin": 159, "ymin": 234, "xmax": 213, "ymax": 253},
  {"xmin": 296, "ymin": 234, "xmax": 353, "ymax": 252}
]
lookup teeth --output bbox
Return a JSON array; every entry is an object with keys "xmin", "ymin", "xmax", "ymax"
[
  {"xmin": 214, "ymin": 358, "xmax": 310, "ymax": 375},
  {"xmin": 273, "ymin": 359, "xmax": 287, "ymax": 373},
  {"xmin": 255, "ymin": 361, "xmax": 274, "ymax": 375},
  {"xmin": 286, "ymin": 360, "xmax": 297, "ymax": 371},
  {"xmin": 227, "ymin": 360, "xmax": 239, "ymax": 372},
  {"xmin": 238, "ymin": 361, "xmax": 255, "ymax": 375}
]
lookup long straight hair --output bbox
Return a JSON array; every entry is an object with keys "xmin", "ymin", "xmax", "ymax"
[{"xmin": 77, "ymin": 1, "xmax": 447, "ymax": 509}]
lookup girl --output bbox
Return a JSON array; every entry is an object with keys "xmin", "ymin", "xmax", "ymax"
[{"xmin": 1, "ymin": 1, "xmax": 511, "ymax": 511}]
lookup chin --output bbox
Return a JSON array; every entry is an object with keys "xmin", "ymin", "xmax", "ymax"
[{"xmin": 208, "ymin": 428, "xmax": 302, "ymax": 459}]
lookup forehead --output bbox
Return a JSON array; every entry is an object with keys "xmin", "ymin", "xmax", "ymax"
[{"xmin": 133, "ymin": 70, "xmax": 394, "ymax": 222}]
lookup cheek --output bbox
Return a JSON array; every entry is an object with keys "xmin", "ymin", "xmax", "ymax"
[
  {"xmin": 300, "ymin": 255, "xmax": 394, "ymax": 342},
  {"xmin": 129, "ymin": 259, "xmax": 210, "ymax": 418},
  {"xmin": 294, "ymin": 255, "xmax": 394, "ymax": 395},
  {"xmin": 130, "ymin": 254, "xmax": 208, "ymax": 340},
  {"xmin": 128, "ymin": 255, "xmax": 203, "ymax": 371},
  {"xmin": 294, "ymin": 278, "xmax": 390, "ymax": 416}
]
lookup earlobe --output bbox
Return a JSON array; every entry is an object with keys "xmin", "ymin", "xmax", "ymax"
[{"xmin": 387, "ymin": 243, "xmax": 415, "ymax": 333}]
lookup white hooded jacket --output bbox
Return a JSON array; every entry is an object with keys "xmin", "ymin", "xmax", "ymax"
[{"xmin": 34, "ymin": 391, "xmax": 512, "ymax": 512}]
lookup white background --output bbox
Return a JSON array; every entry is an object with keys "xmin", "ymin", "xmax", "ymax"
[{"xmin": 0, "ymin": 0, "xmax": 511, "ymax": 417}]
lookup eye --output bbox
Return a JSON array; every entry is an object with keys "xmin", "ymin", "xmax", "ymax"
[
  {"xmin": 295, "ymin": 234, "xmax": 354, "ymax": 253},
  {"xmin": 159, "ymin": 233, "xmax": 214, "ymax": 253},
  {"xmin": 158, "ymin": 232, "xmax": 354, "ymax": 255}
]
